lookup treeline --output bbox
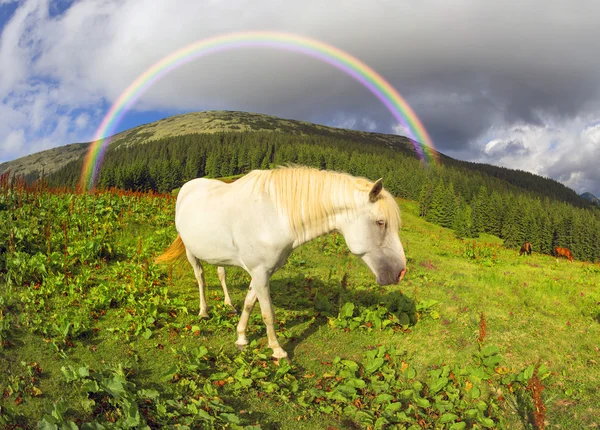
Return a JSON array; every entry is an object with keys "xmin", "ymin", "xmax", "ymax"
[
  {"xmin": 420, "ymin": 179, "xmax": 600, "ymax": 262},
  {"xmin": 44, "ymin": 131, "xmax": 600, "ymax": 262}
]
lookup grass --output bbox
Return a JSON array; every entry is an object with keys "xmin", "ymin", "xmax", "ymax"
[{"xmin": 1, "ymin": 188, "xmax": 599, "ymax": 428}]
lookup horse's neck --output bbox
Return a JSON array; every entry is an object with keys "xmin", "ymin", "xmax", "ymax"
[{"xmin": 290, "ymin": 200, "xmax": 353, "ymax": 248}]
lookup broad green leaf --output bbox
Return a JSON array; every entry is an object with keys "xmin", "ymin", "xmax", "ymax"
[
  {"xmin": 479, "ymin": 417, "xmax": 496, "ymax": 428},
  {"xmin": 346, "ymin": 378, "xmax": 366, "ymax": 389},
  {"xmin": 137, "ymin": 389, "xmax": 159, "ymax": 400},
  {"xmin": 197, "ymin": 409, "xmax": 213, "ymax": 421},
  {"xmin": 365, "ymin": 357, "xmax": 384, "ymax": 374},
  {"xmin": 481, "ymin": 345, "xmax": 500, "ymax": 357},
  {"xmin": 399, "ymin": 312, "xmax": 410, "ymax": 326},
  {"xmin": 374, "ymin": 416, "xmax": 389, "ymax": 430},
  {"xmin": 469, "ymin": 387, "xmax": 481, "ymax": 399},
  {"xmin": 339, "ymin": 302, "xmax": 355, "ymax": 319},
  {"xmin": 429, "ymin": 376, "xmax": 448, "ymax": 394},
  {"xmin": 413, "ymin": 396, "xmax": 431, "ymax": 408},
  {"xmin": 209, "ymin": 372, "xmax": 229, "ymax": 381},
  {"xmin": 438, "ymin": 413, "xmax": 459, "ymax": 423},
  {"xmin": 374, "ymin": 393, "xmax": 394, "ymax": 404},
  {"xmin": 37, "ymin": 418, "xmax": 58, "ymax": 430},
  {"xmin": 341, "ymin": 359, "xmax": 359, "ymax": 372},
  {"xmin": 104, "ymin": 377, "xmax": 126, "ymax": 399},
  {"xmin": 384, "ymin": 402, "xmax": 403, "ymax": 414},
  {"xmin": 82, "ymin": 380, "xmax": 99, "ymax": 393},
  {"xmin": 161, "ymin": 364, "xmax": 179, "ymax": 382}
]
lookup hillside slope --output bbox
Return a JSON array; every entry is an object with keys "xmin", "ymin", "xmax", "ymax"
[
  {"xmin": 0, "ymin": 110, "xmax": 590, "ymax": 208},
  {"xmin": 0, "ymin": 110, "xmax": 427, "ymax": 178}
]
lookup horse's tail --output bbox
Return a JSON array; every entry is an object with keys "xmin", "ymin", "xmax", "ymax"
[{"xmin": 155, "ymin": 235, "xmax": 187, "ymax": 265}]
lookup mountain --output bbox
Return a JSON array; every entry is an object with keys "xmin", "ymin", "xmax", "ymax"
[
  {"xmin": 580, "ymin": 192, "xmax": 600, "ymax": 205},
  {"xmin": 0, "ymin": 110, "xmax": 589, "ymax": 207},
  {"xmin": 0, "ymin": 110, "xmax": 437, "ymax": 179},
  {"xmin": 3, "ymin": 110, "xmax": 599, "ymax": 262}
]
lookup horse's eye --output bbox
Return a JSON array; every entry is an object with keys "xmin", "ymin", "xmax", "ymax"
[{"xmin": 376, "ymin": 220, "xmax": 386, "ymax": 227}]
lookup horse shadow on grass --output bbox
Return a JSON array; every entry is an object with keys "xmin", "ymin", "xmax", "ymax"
[{"xmin": 234, "ymin": 273, "xmax": 418, "ymax": 360}]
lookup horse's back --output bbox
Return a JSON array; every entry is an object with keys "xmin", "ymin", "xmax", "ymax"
[
  {"xmin": 555, "ymin": 247, "xmax": 574, "ymax": 261},
  {"xmin": 174, "ymin": 177, "xmax": 293, "ymax": 269},
  {"xmin": 177, "ymin": 178, "xmax": 224, "ymax": 206}
]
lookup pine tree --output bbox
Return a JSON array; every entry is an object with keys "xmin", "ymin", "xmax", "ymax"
[
  {"xmin": 501, "ymin": 194, "xmax": 525, "ymax": 248},
  {"xmin": 453, "ymin": 201, "xmax": 476, "ymax": 238},
  {"xmin": 426, "ymin": 181, "xmax": 446, "ymax": 225},
  {"xmin": 419, "ymin": 178, "xmax": 434, "ymax": 217},
  {"xmin": 471, "ymin": 186, "xmax": 488, "ymax": 234},
  {"xmin": 443, "ymin": 182, "xmax": 457, "ymax": 228}
]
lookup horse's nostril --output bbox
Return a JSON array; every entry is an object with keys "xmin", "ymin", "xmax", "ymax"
[{"xmin": 398, "ymin": 268, "xmax": 407, "ymax": 281}]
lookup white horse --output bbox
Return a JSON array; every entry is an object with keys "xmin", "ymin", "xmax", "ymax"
[{"xmin": 156, "ymin": 166, "xmax": 407, "ymax": 359}]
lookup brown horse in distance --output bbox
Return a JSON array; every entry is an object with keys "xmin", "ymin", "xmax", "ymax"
[
  {"xmin": 554, "ymin": 247, "xmax": 574, "ymax": 262},
  {"xmin": 519, "ymin": 242, "xmax": 532, "ymax": 256}
]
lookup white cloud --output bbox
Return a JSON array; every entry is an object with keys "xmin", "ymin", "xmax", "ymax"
[
  {"xmin": 392, "ymin": 123, "xmax": 411, "ymax": 137},
  {"xmin": 331, "ymin": 115, "xmax": 357, "ymax": 130},
  {"xmin": 362, "ymin": 118, "xmax": 377, "ymax": 132},
  {"xmin": 2, "ymin": 129, "xmax": 25, "ymax": 152},
  {"xmin": 74, "ymin": 112, "xmax": 90, "ymax": 129},
  {"xmin": 460, "ymin": 117, "xmax": 600, "ymax": 195}
]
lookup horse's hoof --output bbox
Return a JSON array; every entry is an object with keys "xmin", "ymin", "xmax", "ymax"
[
  {"xmin": 198, "ymin": 312, "xmax": 210, "ymax": 319},
  {"xmin": 228, "ymin": 306, "xmax": 238, "ymax": 315},
  {"xmin": 235, "ymin": 342, "xmax": 247, "ymax": 351},
  {"xmin": 271, "ymin": 348, "xmax": 288, "ymax": 361}
]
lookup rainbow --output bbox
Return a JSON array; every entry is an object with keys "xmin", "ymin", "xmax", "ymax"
[{"xmin": 79, "ymin": 31, "xmax": 438, "ymax": 190}]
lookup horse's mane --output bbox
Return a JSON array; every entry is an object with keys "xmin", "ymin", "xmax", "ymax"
[{"xmin": 237, "ymin": 166, "xmax": 401, "ymax": 242}]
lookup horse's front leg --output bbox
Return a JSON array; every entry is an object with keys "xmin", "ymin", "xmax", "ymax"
[
  {"xmin": 235, "ymin": 272, "xmax": 288, "ymax": 360},
  {"xmin": 254, "ymin": 274, "xmax": 288, "ymax": 360}
]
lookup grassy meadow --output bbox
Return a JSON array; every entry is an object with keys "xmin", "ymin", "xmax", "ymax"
[{"xmin": 0, "ymin": 182, "xmax": 599, "ymax": 429}]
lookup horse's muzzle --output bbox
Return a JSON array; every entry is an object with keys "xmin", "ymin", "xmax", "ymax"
[{"xmin": 397, "ymin": 268, "xmax": 406, "ymax": 282}]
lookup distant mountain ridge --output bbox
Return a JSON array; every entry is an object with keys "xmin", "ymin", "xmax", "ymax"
[{"xmin": 580, "ymin": 192, "xmax": 600, "ymax": 205}]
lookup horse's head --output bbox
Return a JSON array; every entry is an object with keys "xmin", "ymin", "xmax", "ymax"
[{"xmin": 339, "ymin": 179, "xmax": 406, "ymax": 285}]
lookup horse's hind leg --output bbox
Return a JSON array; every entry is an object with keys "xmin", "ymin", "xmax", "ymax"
[
  {"xmin": 217, "ymin": 266, "xmax": 236, "ymax": 313},
  {"xmin": 235, "ymin": 287, "xmax": 257, "ymax": 351},
  {"xmin": 185, "ymin": 249, "xmax": 209, "ymax": 318}
]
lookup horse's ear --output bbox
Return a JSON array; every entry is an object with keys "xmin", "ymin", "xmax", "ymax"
[{"xmin": 369, "ymin": 178, "xmax": 383, "ymax": 202}]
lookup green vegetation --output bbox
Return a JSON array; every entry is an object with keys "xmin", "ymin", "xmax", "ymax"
[
  {"xmin": 1, "ymin": 177, "xmax": 599, "ymax": 428},
  {"xmin": 40, "ymin": 127, "xmax": 600, "ymax": 263},
  {"xmin": 0, "ymin": 111, "xmax": 415, "ymax": 180},
  {"xmin": 3, "ymin": 111, "xmax": 597, "ymax": 263}
]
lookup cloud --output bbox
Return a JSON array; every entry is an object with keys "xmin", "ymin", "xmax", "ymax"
[
  {"xmin": 392, "ymin": 123, "xmax": 411, "ymax": 137},
  {"xmin": 459, "ymin": 118, "xmax": 600, "ymax": 196},
  {"xmin": 0, "ymin": 0, "xmax": 599, "ymax": 196},
  {"xmin": 1, "ymin": 129, "xmax": 25, "ymax": 152},
  {"xmin": 484, "ymin": 139, "xmax": 530, "ymax": 157}
]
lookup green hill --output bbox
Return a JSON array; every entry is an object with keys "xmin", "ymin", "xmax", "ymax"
[
  {"xmin": 1, "ymin": 183, "xmax": 599, "ymax": 428},
  {"xmin": 0, "ymin": 110, "xmax": 586, "ymax": 207},
  {"xmin": 0, "ymin": 111, "xmax": 427, "ymax": 179},
  {"xmin": 2, "ymin": 110, "xmax": 599, "ymax": 263}
]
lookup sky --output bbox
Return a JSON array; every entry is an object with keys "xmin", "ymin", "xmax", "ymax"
[{"xmin": 1, "ymin": 0, "xmax": 599, "ymax": 197}]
